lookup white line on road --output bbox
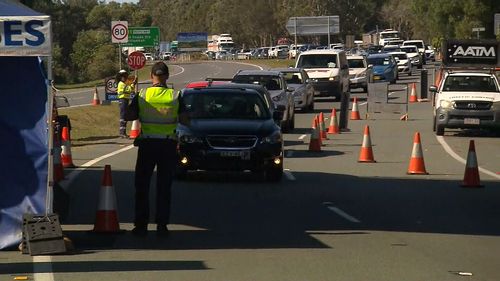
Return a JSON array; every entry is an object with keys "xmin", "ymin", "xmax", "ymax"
[
  {"xmin": 323, "ymin": 202, "xmax": 361, "ymax": 223},
  {"xmin": 298, "ymin": 134, "xmax": 307, "ymax": 140},
  {"xmin": 284, "ymin": 169, "xmax": 296, "ymax": 181},
  {"xmin": 436, "ymin": 136, "xmax": 500, "ymax": 180},
  {"xmin": 33, "ymin": 256, "xmax": 55, "ymax": 281}
]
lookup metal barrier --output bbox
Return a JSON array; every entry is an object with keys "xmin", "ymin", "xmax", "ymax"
[{"xmin": 366, "ymin": 81, "xmax": 408, "ymax": 118}]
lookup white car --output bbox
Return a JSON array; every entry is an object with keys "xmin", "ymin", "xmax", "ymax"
[
  {"xmin": 400, "ymin": 45, "xmax": 422, "ymax": 69},
  {"xmin": 389, "ymin": 51, "xmax": 412, "ymax": 76},
  {"xmin": 269, "ymin": 45, "xmax": 289, "ymax": 58},
  {"xmin": 144, "ymin": 53, "xmax": 154, "ymax": 61},
  {"xmin": 347, "ymin": 55, "xmax": 368, "ymax": 92},
  {"xmin": 272, "ymin": 68, "xmax": 315, "ymax": 111},
  {"xmin": 288, "ymin": 44, "xmax": 304, "ymax": 59},
  {"xmin": 424, "ymin": 45, "xmax": 435, "ymax": 61}
]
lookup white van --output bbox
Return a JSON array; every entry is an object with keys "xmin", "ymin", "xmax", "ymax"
[{"xmin": 295, "ymin": 49, "xmax": 349, "ymax": 99}]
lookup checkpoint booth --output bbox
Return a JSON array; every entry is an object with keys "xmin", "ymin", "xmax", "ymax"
[{"xmin": 0, "ymin": 0, "xmax": 55, "ymax": 250}]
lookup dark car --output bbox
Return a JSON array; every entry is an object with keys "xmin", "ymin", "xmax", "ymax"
[{"xmin": 176, "ymin": 87, "xmax": 284, "ymax": 182}]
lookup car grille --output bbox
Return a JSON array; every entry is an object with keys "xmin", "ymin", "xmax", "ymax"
[
  {"xmin": 454, "ymin": 101, "xmax": 492, "ymax": 110},
  {"xmin": 206, "ymin": 135, "xmax": 258, "ymax": 149}
]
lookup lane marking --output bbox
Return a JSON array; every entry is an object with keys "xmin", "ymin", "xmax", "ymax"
[
  {"xmin": 323, "ymin": 202, "xmax": 361, "ymax": 223},
  {"xmin": 284, "ymin": 169, "xmax": 296, "ymax": 181},
  {"xmin": 298, "ymin": 134, "xmax": 307, "ymax": 140},
  {"xmin": 220, "ymin": 61, "xmax": 264, "ymax": 70},
  {"xmin": 59, "ymin": 145, "xmax": 135, "ymax": 191},
  {"xmin": 436, "ymin": 136, "xmax": 500, "ymax": 180},
  {"xmin": 33, "ymin": 256, "xmax": 55, "ymax": 281}
]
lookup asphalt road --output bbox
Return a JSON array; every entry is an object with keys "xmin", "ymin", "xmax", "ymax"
[{"xmin": 2, "ymin": 61, "xmax": 499, "ymax": 281}]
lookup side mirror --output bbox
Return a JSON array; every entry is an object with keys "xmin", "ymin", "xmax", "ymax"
[
  {"xmin": 429, "ymin": 86, "xmax": 437, "ymax": 92},
  {"xmin": 287, "ymin": 86, "xmax": 295, "ymax": 92},
  {"xmin": 273, "ymin": 110, "xmax": 284, "ymax": 121}
]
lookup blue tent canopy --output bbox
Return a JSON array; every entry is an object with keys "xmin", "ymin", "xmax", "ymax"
[{"xmin": 0, "ymin": 0, "xmax": 53, "ymax": 249}]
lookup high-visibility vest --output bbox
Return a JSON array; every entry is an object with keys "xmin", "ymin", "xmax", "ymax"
[
  {"xmin": 117, "ymin": 81, "xmax": 134, "ymax": 99},
  {"xmin": 138, "ymin": 87, "xmax": 179, "ymax": 139}
]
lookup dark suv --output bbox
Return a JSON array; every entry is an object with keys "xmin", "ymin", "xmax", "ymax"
[{"xmin": 176, "ymin": 87, "xmax": 284, "ymax": 181}]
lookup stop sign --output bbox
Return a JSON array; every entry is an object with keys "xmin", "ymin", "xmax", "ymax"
[{"xmin": 127, "ymin": 51, "xmax": 146, "ymax": 70}]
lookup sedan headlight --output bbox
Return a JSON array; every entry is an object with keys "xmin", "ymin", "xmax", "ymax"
[
  {"xmin": 261, "ymin": 131, "xmax": 282, "ymax": 144},
  {"xmin": 329, "ymin": 76, "xmax": 338, "ymax": 81},
  {"xmin": 179, "ymin": 135, "xmax": 203, "ymax": 144},
  {"xmin": 439, "ymin": 100, "xmax": 453, "ymax": 109}
]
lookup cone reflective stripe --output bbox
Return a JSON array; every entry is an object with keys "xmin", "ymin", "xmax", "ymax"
[
  {"xmin": 93, "ymin": 165, "xmax": 121, "ymax": 233},
  {"xmin": 319, "ymin": 112, "xmax": 328, "ymax": 140},
  {"xmin": 327, "ymin": 108, "xmax": 340, "ymax": 134},
  {"xmin": 129, "ymin": 120, "xmax": 141, "ymax": 139},
  {"xmin": 60, "ymin": 126, "xmax": 75, "ymax": 168},
  {"xmin": 462, "ymin": 140, "xmax": 482, "ymax": 188},
  {"xmin": 308, "ymin": 118, "xmax": 321, "ymax": 152},
  {"xmin": 407, "ymin": 132, "xmax": 428, "ymax": 174},
  {"xmin": 409, "ymin": 83, "xmax": 418, "ymax": 103},
  {"xmin": 350, "ymin": 97, "xmax": 361, "ymax": 120},
  {"xmin": 358, "ymin": 125, "xmax": 376, "ymax": 163},
  {"xmin": 92, "ymin": 86, "xmax": 100, "ymax": 106}
]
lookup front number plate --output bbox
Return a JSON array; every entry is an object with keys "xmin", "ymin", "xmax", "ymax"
[
  {"xmin": 464, "ymin": 118, "xmax": 480, "ymax": 125},
  {"xmin": 220, "ymin": 150, "xmax": 251, "ymax": 160}
]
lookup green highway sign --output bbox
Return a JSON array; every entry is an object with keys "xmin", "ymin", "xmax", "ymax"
[{"xmin": 120, "ymin": 27, "xmax": 160, "ymax": 47}]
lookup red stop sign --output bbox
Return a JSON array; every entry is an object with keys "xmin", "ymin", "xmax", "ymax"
[{"xmin": 127, "ymin": 51, "xmax": 146, "ymax": 70}]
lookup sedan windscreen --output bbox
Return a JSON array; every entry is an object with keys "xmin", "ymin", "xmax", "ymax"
[
  {"xmin": 181, "ymin": 92, "xmax": 270, "ymax": 119},
  {"xmin": 348, "ymin": 59, "xmax": 365, "ymax": 68},
  {"xmin": 368, "ymin": 57, "xmax": 391, "ymax": 66}
]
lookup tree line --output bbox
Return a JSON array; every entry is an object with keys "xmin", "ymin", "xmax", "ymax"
[{"xmin": 20, "ymin": 0, "xmax": 499, "ymax": 84}]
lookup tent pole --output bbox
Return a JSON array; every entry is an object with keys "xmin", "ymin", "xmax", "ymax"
[{"xmin": 46, "ymin": 55, "xmax": 54, "ymax": 215}]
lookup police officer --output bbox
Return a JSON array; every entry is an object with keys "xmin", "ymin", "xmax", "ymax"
[
  {"xmin": 126, "ymin": 62, "xmax": 180, "ymax": 237},
  {"xmin": 117, "ymin": 69, "xmax": 136, "ymax": 138}
]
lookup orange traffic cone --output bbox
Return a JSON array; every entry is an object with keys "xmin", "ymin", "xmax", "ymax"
[
  {"xmin": 407, "ymin": 132, "xmax": 428, "ymax": 175},
  {"xmin": 409, "ymin": 83, "xmax": 418, "ymax": 103},
  {"xmin": 60, "ymin": 126, "xmax": 75, "ymax": 168},
  {"xmin": 93, "ymin": 165, "xmax": 121, "ymax": 233},
  {"xmin": 358, "ymin": 125, "xmax": 376, "ymax": 163},
  {"xmin": 92, "ymin": 86, "xmax": 100, "ymax": 106},
  {"xmin": 319, "ymin": 112, "xmax": 328, "ymax": 140},
  {"xmin": 129, "ymin": 120, "xmax": 141, "ymax": 139},
  {"xmin": 308, "ymin": 118, "xmax": 322, "ymax": 152},
  {"xmin": 350, "ymin": 97, "xmax": 361, "ymax": 120},
  {"xmin": 327, "ymin": 108, "xmax": 340, "ymax": 134},
  {"xmin": 462, "ymin": 140, "xmax": 482, "ymax": 188}
]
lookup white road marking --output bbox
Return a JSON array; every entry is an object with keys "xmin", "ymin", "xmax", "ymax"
[
  {"xmin": 360, "ymin": 101, "xmax": 367, "ymax": 106},
  {"xmin": 298, "ymin": 134, "xmax": 307, "ymax": 140},
  {"xmin": 222, "ymin": 61, "xmax": 264, "ymax": 70},
  {"xmin": 323, "ymin": 202, "xmax": 361, "ymax": 223},
  {"xmin": 33, "ymin": 256, "xmax": 55, "ymax": 281},
  {"xmin": 436, "ymin": 136, "xmax": 500, "ymax": 180},
  {"xmin": 284, "ymin": 169, "xmax": 296, "ymax": 181},
  {"xmin": 59, "ymin": 145, "xmax": 135, "ymax": 191}
]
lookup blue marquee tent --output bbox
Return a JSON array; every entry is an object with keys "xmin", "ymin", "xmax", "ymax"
[{"xmin": 0, "ymin": 0, "xmax": 53, "ymax": 249}]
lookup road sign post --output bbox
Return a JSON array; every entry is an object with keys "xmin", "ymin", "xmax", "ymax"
[{"xmin": 472, "ymin": 27, "xmax": 485, "ymax": 39}]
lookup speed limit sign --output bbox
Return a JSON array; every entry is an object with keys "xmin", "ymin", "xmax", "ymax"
[{"xmin": 111, "ymin": 21, "xmax": 128, "ymax": 43}]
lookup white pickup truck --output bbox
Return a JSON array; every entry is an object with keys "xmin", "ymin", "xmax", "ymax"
[{"xmin": 431, "ymin": 71, "xmax": 500, "ymax": 135}]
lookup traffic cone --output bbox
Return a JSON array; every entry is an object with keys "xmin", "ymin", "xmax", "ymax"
[
  {"xmin": 409, "ymin": 83, "xmax": 418, "ymax": 103},
  {"xmin": 327, "ymin": 108, "xmax": 340, "ymax": 134},
  {"xmin": 350, "ymin": 97, "xmax": 361, "ymax": 120},
  {"xmin": 319, "ymin": 112, "xmax": 328, "ymax": 140},
  {"xmin": 358, "ymin": 125, "xmax": 376, "ymax": 163},
  {"xmin": 407, "ymin": 132, "xmax": 428, "ymax": 175},
  {"xmin": 308, "ymin": 118, "xmax": 322, "ymax": 152},
  {"xmin": 60, "ymin": 126, "xmax": 75, "ymax": 168},
  {"xmin": 462, "ymin": 140, "xmax": 482, "ymax": 188},
  {"xmin": 92, "ymin": 86, "xmax": 100, "ymax": 106},
  {"xmin": 129, "ymin": 120, "xmax": 141, "ymax": 139},
  {"xmin": 93, "ymin": 165, "xmax": 121, "ymax": 233}
]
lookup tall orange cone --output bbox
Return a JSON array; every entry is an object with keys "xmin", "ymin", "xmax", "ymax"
[
  {"xmin": 350, "ymin": 97, "xmax": 361, "ymax": 120},
  {"xmin": 308, "ymin": 118, "xmax": 322, "ymax": 152},
  {"xmin": 358, "ymin": 125, "xmax": 376, "ymax": 163},
  {"xmin": 93, "ymin": 165, "xmax": 121, "ymax": 233},
  {"xmin": 60, "ymin": 126, "xmax": 75, "ymax": 168},
  {"xmin": 327, "ymin": 108, "xmax": 340, "ymax": 134},
  {"xmin": 409, "ymin": 83, "xmax": 418, "ymax": 103},
  {"xmin": 92, "ymin": 86, "xmax": 100, "ymax": 106},
  {"xmin": 319, "ymin": 112, "xmax": 328, "ymax": 140},
  {"xmin": 407, "ymin": 132, "xmax": 428, "ymax": 175},
  {"xmin": 462, "ymin": 140, "xmax": 482, "ymax": 188},
  {"xmin": 129, "ymin": 120, "xmax": 141, "ymax": 139}
]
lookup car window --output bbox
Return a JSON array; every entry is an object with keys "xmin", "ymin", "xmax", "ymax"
[
  {"xmin": 181, "ymin": 91, "xmax": 270, "ymax": 119},
  {"xmin": 347, "ymin": 59, "xmax": 365, "ymax": 68},
  {"xmin": 401, "ymin": 47, "xmax": 417, "ymax": 53},
  {"xmin": 392, "ymin": 54, "xmax": 407, "ymax": 60},
  {"xmin": 443, "ymin": 76, "xmax": 500, "ymax": 92},
  {"xmin": 296, "ymin": 54, "xmax": 338, "ymax": 69},
  {"xmin": 368, "ymin": 57, "xmax": 391, "ymax": 66},
  {"xmin": 232, "ymin": 75, "xmax": 283, "ymax": 90},
  {"xmin": 283, "ymin": 72, "xmax": 303, "ymax": 84}
]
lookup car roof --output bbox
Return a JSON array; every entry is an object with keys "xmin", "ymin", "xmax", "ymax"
[
  {"xmin": 347, "ymin": 55, "xmax": 365, "ymax": 60},
  {"xmin": 446, "ymin": 72, "xmax": 494, "ymax": 77},
  {"xmin": 388, "ymin": 51, "xmax": 407, "ymax": 55},
  {"xmin": 235, "ymin": 70, "xmax": 282, "ymax": 76},
  {"xmin": 182, "ymin": 87, "xmax": 262, "ymax": 96},
  {"xmin": 270, "ymin": 68, "xmax": 302, "ymax": 73},
  {"xmin": 400, "ymin": 45, "xmax": 417, "ymax": 49},
  {"xmin": 298, "ymin": 49, "xmax": 344, "ymax": 55},
  {"xmin": 368, "ymin": 53, "xmax": 391, "ymax": 58},
  {"xmin": 185, "ymin": 80, "xmax": 230, "ymax": 88}
]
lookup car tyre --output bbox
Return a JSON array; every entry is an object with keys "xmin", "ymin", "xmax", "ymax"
[
  {"xmin": 265, "ymin": 165, "xmax": 283, "ymax": 182},
  {"xmin": 435, "ymin": 124, "xmax": 445, "ymax": 136}
]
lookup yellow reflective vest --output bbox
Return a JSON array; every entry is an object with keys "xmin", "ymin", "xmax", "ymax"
[
  {"xmin": 138, "ymin": 87, "xmax": 179, "ymax": 139},
  {"xmin": 117, "ymin": 81, "xmax": 134, "ymax": 99}
]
